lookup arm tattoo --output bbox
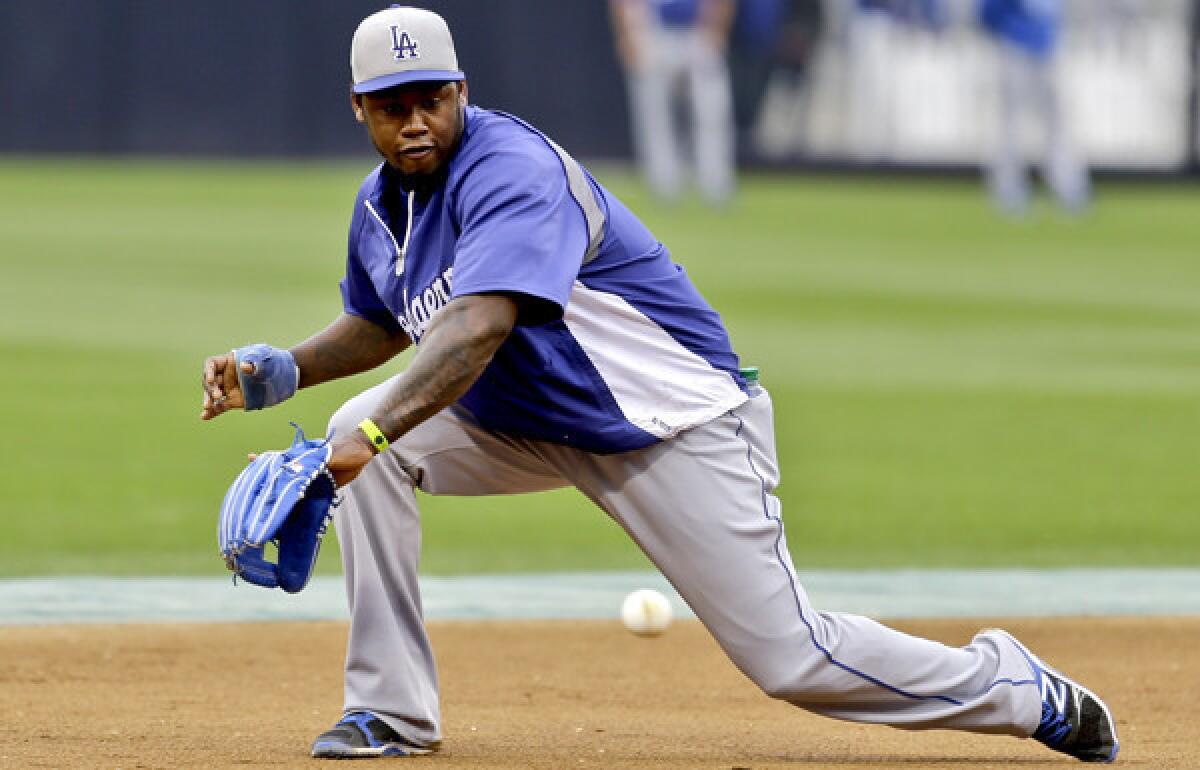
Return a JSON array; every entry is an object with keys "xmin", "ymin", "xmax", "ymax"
[{"xmin": 370, "ymin": 295, "xmax": 517, "ymax": 441}]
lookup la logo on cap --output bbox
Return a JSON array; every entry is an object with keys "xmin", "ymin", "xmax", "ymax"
[
  {"xmin": 350, "ymin": 6, "xmax": 463, "ymax": 94},
  {"xmin": 389, "ymin": 26, "xmax": 420, "ymax": 60}
]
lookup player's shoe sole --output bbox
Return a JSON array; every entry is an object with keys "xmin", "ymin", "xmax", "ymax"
[
  {"xmin": 311, "ymin": 742, "xmax": 433, "ymax": 759},
  {"xmin": 989, "ymin": 629, "xmax": 1119, "ymax": 763},
  {"xmin": 311, "ymin": 711, "xmax": 436, "ymax": 759}
]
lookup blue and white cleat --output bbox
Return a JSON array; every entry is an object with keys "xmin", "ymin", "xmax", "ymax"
[
  {"xmin": 995, "ymin": 630, "xmax": 1120, "ymax": 763},
  {"xmin": 311, "ymin": 711, "xmax": 436, "ymax": 759}
]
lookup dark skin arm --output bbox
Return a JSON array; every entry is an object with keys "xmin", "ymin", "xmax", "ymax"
[
  {"xmin": 200, "ymin": 313, "xmax": 409, "ymax": 420},
  {"xmin": 202, "ymin": 295, "xmax": 517, "ymax": 487},
  {"xmin": 327, "ymin": 293, "xmax": 518, "ymax": 486},
  {"xmin": 292, "ymin": 312, "xmax": 411, "ymax": 389},
  {"xmin": 609, "ymin": 0, "xmax": 649, "ymax": 72}
]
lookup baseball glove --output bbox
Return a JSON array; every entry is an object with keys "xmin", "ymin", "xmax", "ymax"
[{"xmin": 218, "ymin": 423, "xmax": 340, "ymax": 593}]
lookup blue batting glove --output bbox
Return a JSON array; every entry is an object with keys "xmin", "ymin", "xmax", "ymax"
[{"xmin": 234, "ymin": 344, "xmax": 299, "ymax": 410}]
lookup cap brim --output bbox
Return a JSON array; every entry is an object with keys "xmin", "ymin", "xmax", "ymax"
[{"xmin": 353, "ymin": 70, "xmax": 465, "ymax": 94}]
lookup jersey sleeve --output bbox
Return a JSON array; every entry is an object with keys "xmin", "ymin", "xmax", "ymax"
[
  {"xmin": 339, "ymin": 193, "xmax": 403, "ymax": 334},
  {"xmin": 449, "ymin": 141, "xmax": 590, "ymax": 325}
]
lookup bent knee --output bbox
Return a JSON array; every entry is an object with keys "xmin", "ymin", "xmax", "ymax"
[
  {"xmin": 327, "ymin": 400, "xmax": 365, "ymax": 440},
  {"xmin": 755, "ymin": 675, "xmax": 804, "ymax": 703},
  {"xmin": 746, "ymin": 668, "xmax": 838, "ymax": 705},
  {"xmin": 326, "ymin": 381, "xmax": 393, "ymax": 440}
]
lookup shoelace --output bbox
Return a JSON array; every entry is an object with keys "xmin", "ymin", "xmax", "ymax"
[{"xmin": 1033, "ymin": 700, "xmax": 1073, "ymax": 746}]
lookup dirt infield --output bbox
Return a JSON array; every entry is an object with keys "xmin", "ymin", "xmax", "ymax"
[{"xmin": 0, "ymin": 616, "xmax": 1195, "ymax": 769}]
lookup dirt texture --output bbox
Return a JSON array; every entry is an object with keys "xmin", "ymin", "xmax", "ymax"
[{"xmin": 0, "ymin": 616, "xmax": 1196, "ymax": 769}]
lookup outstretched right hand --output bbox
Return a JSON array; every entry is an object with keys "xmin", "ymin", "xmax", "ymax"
[{"xmin": 200, "ymin": 352, "xmax": 250, "ymax": 420}]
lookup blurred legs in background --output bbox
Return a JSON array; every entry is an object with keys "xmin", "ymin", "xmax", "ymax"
[
  {"xmin": 627, "ymin": 25, "xmax": 736, "ymax": 204},
  {"xmin": 748, "ymin": 0, "xmax": 824, "ymax": 162},
  {"xmin": 628, "ymin": 43, "xmax": 685, "ymax": 201},
  {"xmin": 686, "ymin": 31, "xmax": 737, "ymax": 203},
  {"xmin": 988, "ymin": 41, "xmax": 1090, "ymax": 215},
  {"xmin": 612, "ymin": 0, "xmax": 737, "ymax": 206}
]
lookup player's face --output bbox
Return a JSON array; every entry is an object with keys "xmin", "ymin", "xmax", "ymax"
[{"xmin": 353, "ymin": 81, "xmax": 467, "ymax": 178}]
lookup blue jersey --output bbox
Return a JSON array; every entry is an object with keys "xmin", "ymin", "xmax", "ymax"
[
  {"xmin": 341, "ymin": 106, "xmax": 747, "ymax": 454},
  {"xmin": 979, "ymin": 0, "xmax": 1061, "ymax": 57},
  {"xmin": 858, "ymin": 0, "xmax": 945, "ymax": 28},
  {"xmin": 735, "ymin": 0, "xmax": 787, "ymax": 47},
  {"xmin": 650, "ymin": 0, "xmax": 702, "ymax": 28}
]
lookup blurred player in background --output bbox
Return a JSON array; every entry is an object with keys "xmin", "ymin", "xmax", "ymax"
[
  {"xmin": 609, "ymin": 0, "xmax": 737, "ymax": 204},
  {"xmin": 202, "ymin": 5, "xmax": 1119, "ymax": 764},
  {"xmin": 751, "ymin": 0, "xmax": 826, "ymax": 161},
  {"xmin": 726, "ymin": 0, "xmax": 789, "ymax": 154},
  {"xmin": 979, "ymin": 0, "xmax": 1090, "ymax": 214}
]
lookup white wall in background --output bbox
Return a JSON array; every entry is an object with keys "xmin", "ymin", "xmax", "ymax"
[{"xmin": 755, "ymin": 0, "xmax": 1195, "ymax": 169}]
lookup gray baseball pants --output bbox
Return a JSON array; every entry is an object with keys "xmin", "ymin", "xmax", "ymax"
[
  {"xmin": 328, "ymin": 377, "xmax": 1042, "ymax": 748},
  {"xmin": 624, "ymin": 24, "xmax": 735, "ymax": 204},
  {"xmin": 990, "ymin": 43, "xmax": 1090, "ymax": 213}
]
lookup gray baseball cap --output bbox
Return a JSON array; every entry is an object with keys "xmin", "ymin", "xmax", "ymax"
[{"xmin": 351, "ymin": 5, "xmax": 465, "ymax": 94}]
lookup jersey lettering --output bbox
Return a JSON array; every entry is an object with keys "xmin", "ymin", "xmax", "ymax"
[
  {"xmin": 389, "ymin": 26, "xmax": 420, "ymax": 60},
  {"xmin": 396, "ymin": 265, "xmax": 454, "ymax": 342},
  {"xmin": 431, "ymin": 277, "xmax": 450, "ymax": 305}
]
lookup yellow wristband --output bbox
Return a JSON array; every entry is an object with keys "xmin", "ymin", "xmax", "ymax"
[{"xmin": 358, "ymin": 418, "xmax": 390, "ymax": 454}]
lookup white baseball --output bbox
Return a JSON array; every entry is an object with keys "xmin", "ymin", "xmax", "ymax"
[{"xmin": 621, "ymin": 589, "xmax": 673, "ymax": 637}]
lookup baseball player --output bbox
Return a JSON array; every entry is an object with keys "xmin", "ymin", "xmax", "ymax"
[
  {"xmin": 608, "ymin": 0, "xmax": 736, "ymax": 204},
  {"xmin": 200, "ymin": 6, "xmax": 1118, "ymax": 763},
  {"xmin": 979, "ymin": 0, "xmax": 1090, "ymax": 214}
]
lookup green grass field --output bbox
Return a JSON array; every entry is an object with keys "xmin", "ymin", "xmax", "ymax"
[{"xmin": 1, "ymin": 158, "xmax": 1197, "ymax": 577}]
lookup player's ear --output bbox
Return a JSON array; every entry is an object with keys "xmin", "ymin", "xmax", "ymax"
[
  {"xmin": 350, "ymin": 90, "xmax": 366, "ymax": 124},
  {"xmin": 457, "ymin": 80, "xmax": 469, "ymax": 107}
]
